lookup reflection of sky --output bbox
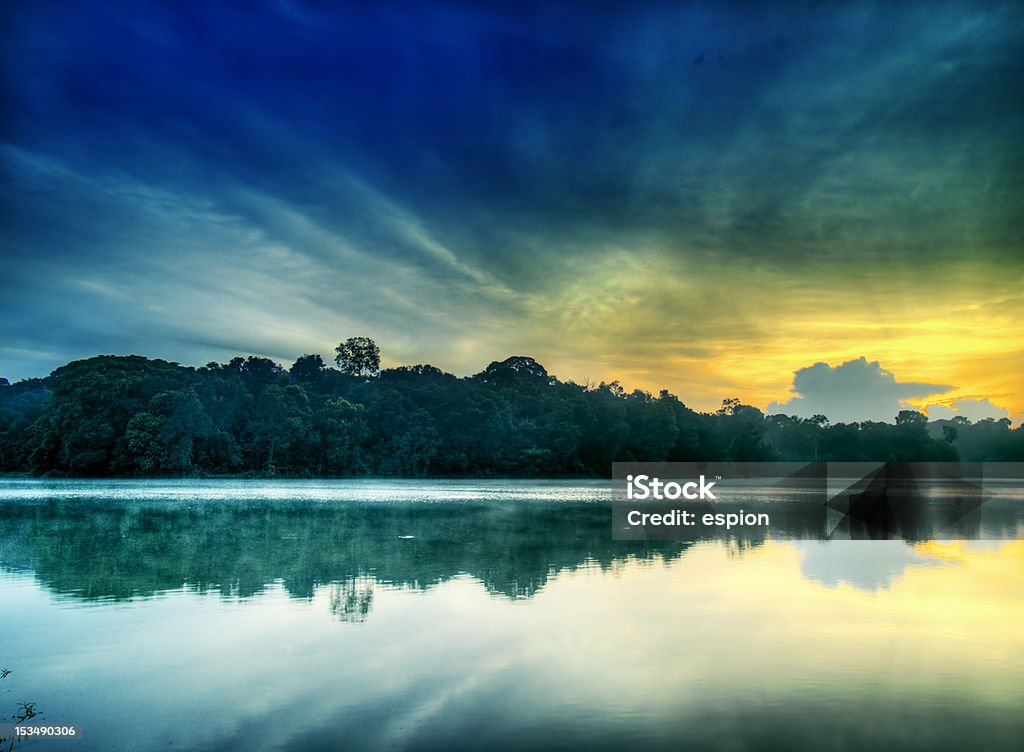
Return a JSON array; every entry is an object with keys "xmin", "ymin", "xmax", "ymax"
[
  {"xmin": 794, "ymin": 540, "xmax": 944, "ymax": 591},
  {"xmin": 2, "ymin": 540, "xmax": 1022, "ymax": 750},
  {"xmin": 2, "ymin": 1, "xmax": 1022, "ymax": 420}
]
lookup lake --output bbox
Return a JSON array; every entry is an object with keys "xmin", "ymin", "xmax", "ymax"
[{"xmin": 1, "ymin": 479, "xmax": 1022, "ymax": 751}]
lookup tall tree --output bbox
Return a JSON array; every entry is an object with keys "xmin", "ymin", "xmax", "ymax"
[{"xmin": 335, "ymin": 337, "xmax": 381, "ymax": 378}]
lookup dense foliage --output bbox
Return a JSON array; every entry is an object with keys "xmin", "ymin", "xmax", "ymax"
[{"xmin": 1, "ymin": 348, "xmax": 1021, "ymax": 477}]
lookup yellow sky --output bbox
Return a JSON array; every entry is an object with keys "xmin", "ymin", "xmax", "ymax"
[{"xmin": 507, "ymin": 253, "xmax": 1024, "ymax": 421}]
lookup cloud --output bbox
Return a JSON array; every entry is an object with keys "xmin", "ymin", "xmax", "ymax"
[
  {"xmin": 0, "ymin": 0, "xmax": 1021, "ymax": 419},
  {"xmin": 926, "ymin": 398, "xmax": 1010, "ymax": 423},
  {"xmin": 768, "ymin": 357, "xmax": 953, "ymax": 423}
]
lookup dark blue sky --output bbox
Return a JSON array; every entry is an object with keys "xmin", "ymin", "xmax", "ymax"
[{"xmin": 2, "ymin": 1, "xmax": 1022, "ymax": 418}]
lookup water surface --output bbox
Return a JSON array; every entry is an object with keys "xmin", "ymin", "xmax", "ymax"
[{"xmin": 1, "ymin": 479, "xmax": 1021, "ymax": 751}]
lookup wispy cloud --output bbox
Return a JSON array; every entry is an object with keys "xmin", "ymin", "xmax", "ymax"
[{"xmin": 1, "ymin": 1, "xmax": 1021, "ymax": 420}]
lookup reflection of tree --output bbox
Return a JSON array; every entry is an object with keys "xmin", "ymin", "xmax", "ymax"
[
  {"xmin": 0, "ymin": 499, "xmax": 692, "ymax": 610},
  {"xmin": 723, "ymin": 539, "xmax": 766, "ymax": 559},
  {"xmin": 328, "ymin": 578, "xmax": 374, "ymax": 623}
]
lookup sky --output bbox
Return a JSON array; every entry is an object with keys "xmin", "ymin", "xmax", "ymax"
[{"xmin": 2, "ymin": 0, "xmax": 1022, "ymax": 422}]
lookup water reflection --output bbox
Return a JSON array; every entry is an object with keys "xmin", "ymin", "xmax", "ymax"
[
  {"xmin": 795, "ymin": 540, "xmax": 946, "ymax": 591},
  {"xmin": 1, "ymin": 481, "xmax": 1022, "ymax": 751},
  {"xmin": 1, "ymin": 483, "xmax": 1021, "ymax": 617},
  {"xmin": 328, "ymin": 577, "xmax": 374, "ymax": 623},
  {"xmin": 0, "ymin": 486, "xmax": 693, "ymax": 610}
]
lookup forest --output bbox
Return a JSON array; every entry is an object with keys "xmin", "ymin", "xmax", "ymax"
[{"xmin": 1, "ymin": 338, "xmax": 1021, "ymax": 477}]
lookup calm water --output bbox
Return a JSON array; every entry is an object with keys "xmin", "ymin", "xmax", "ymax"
[{"xmin": 1, "ymin": 479, "xmax": 1022, "ymax": 751}]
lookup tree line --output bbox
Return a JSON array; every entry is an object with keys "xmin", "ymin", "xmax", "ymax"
[{"xmin": 0, "ymin": 338, "xmax": 1021, "ymax": 477}]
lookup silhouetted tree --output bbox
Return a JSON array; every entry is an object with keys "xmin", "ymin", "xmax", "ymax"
[
  {"xmin": 335, "ymin": 337, "xmax": 381, "ymax": 377},
  {"xmin": 1, "ymin": 350, "xmax": 1019, "ymax": 477}
]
